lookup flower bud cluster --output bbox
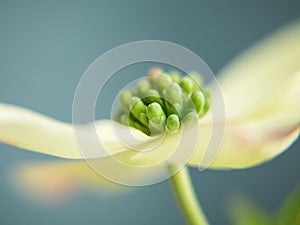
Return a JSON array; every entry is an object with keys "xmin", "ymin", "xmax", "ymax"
[{"xmin": 115, "ymin": 68, "xmax": 210, "ymax": 135}]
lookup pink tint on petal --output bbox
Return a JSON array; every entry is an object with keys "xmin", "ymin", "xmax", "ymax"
[
  {"xmin": 17, "ymin": 165, "xmax": 79, "ymax": 203},
  {"xmin": 270, "ymin": 124, "xmax": 300, "ymax": 139},
  {"xmin": 149, "ymin": 68, "xmax": 163, "ymax": 77}
]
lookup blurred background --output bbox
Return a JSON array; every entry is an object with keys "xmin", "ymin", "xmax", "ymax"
[{"xmin": 0, "ymin": 0, "xmax": 299, "ymax": 224}]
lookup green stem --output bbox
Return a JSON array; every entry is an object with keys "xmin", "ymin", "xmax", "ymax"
[{"xmin": 168, "ymin": 165, "xmax": 210, "ymax": 225}]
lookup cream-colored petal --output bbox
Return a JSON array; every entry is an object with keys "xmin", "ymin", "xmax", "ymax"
[
  {"xmin": 216, "ymin": 20, "xmax": 300, "ymax": 119},
  {"xmin": 185, "ymin": 21, "xmax": 300, "ymax": 169},
  {"xmin": 187, "ymin": 120, "xmax": 299, "ymax": 169},
  {"xmin": 0, "ymin": 103, "xmax": 81, "ymax": 158},
  {"xmin": 11, "ymin": 151, "xmax": 165, "ymax": 202},
  {"xmin": 187, "ymin": 69, "xmax": 300, "ymax": 169},
  {"xmin": 239, "ymin": 69, "xmax": 300, "ymax": 128},
  {"xmin": 125, "ymin": 120, "xmax": 298, "ymax": 170},
  {"xmin": 0, "ymin": 103, "xmax": 149, "ymax": 159},
  {"xmin": 127, "ymin": 122, "xmax": 204, "ymax": 167}
]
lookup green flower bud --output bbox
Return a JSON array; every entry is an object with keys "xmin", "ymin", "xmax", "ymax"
[
  {"xmin": 120, "ymin": 90, "xmax": 132, "ymax": 110},
  {"xmin": 128, "ymin": 113, "xmax": 136, "ymax": 127},
  {"xmin": 115, "ymin": 68, "xmax": 210, "ymax": 136},
  {"xmin": 133, "ymin": 121, "xmax": 150, "ymax": 136},
  {"xmin": 157, "ymin": 74, "xmax": 173, "ymax": 91},
  {"xmin": 149, "ymin": 117, "xmax": 165, "ymax": 134},
  {"xmin": 191, "ymin": 91, "xmax": 206, "ymax": 114},
  {"xmin": 120, "ymin": 114, "xmax": 130, "ymax": 125},
  {"xmin": 146, "ymin": 102, "xmax": 166, "ymax": 134},
  {"xmin": 130, "ymin": 97, "xmax": 146, "ymax": 121},
  {"xmin": 146, "ymin": 102, "xmax": 165, "ymax": 120},
  {"xmin": 200, "ymin": 97, "xmax": 210, "ymax": 117},
  {"xmin": 137, "ymin": 80, "xmax": 151, "ymax": 97},
  {"xmin": 182, "ymin": 111, "xmax": 199, "ymax": 127},
  {"xmin": 139, "ymin": 112, "xmax": 149, "ymax": 126},
  {"xmin": 142, "ymin": 89, "xmax": 163, "ymax": 105},
  {"xmin": 164, "ymin": 101, "xmax": 181, "ymax": 116},
  {"xmin": 148, "ymin": 68, "xmax": 163, "ymax": 85},
  {"xmin": 188, "ymin": 72, "xmax": 203, "ymax": 87},
  {"xmin": 166, "ymin": 114, "xmax": 180, "ymax": 132},
  {"xmin": 180, "ymin": 76, "xmax": 198, "ymax": 94},
  {"xmin": 163, "ymin": 83, "xmax": 183, "ymax": 116},
  {"xmin": 169, "ymin": 71, "xmax": 181, "ymax": 83},
  {"xmin": 165, "ymin": 83, "xmax": 182, "ymax": 104}
]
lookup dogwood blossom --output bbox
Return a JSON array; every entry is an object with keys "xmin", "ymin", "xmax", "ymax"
[{"xmin": 0, "ymin": 20, "xmax": 299, "ymax": 200}]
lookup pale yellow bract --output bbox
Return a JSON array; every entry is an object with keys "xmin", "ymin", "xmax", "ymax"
[{"xmin": 0, "ymin": 20, "xmax": 299, "ymax": 200}]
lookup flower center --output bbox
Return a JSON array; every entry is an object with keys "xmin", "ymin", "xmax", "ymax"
[{"xmin": 114, "ymin": 68, "xmax": 210, "ymax": 136}]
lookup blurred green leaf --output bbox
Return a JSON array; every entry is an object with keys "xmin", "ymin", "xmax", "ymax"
[
  {"xmin": 273, "ymin": 184, "xmax": 300, "ymax": 225},
  {"xmin": 228, "ymin": 194, "xmax": 270, "ymax": 225}
]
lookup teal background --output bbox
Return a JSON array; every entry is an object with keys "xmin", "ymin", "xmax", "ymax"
[{"xmin": 0, "ymin": 1, "xmax": 299, "ymax": 224}]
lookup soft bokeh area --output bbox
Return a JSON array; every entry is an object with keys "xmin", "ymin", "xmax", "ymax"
[{"xmin": 0, "ymin": 1, "xmax": 299, "ymax": 225}]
